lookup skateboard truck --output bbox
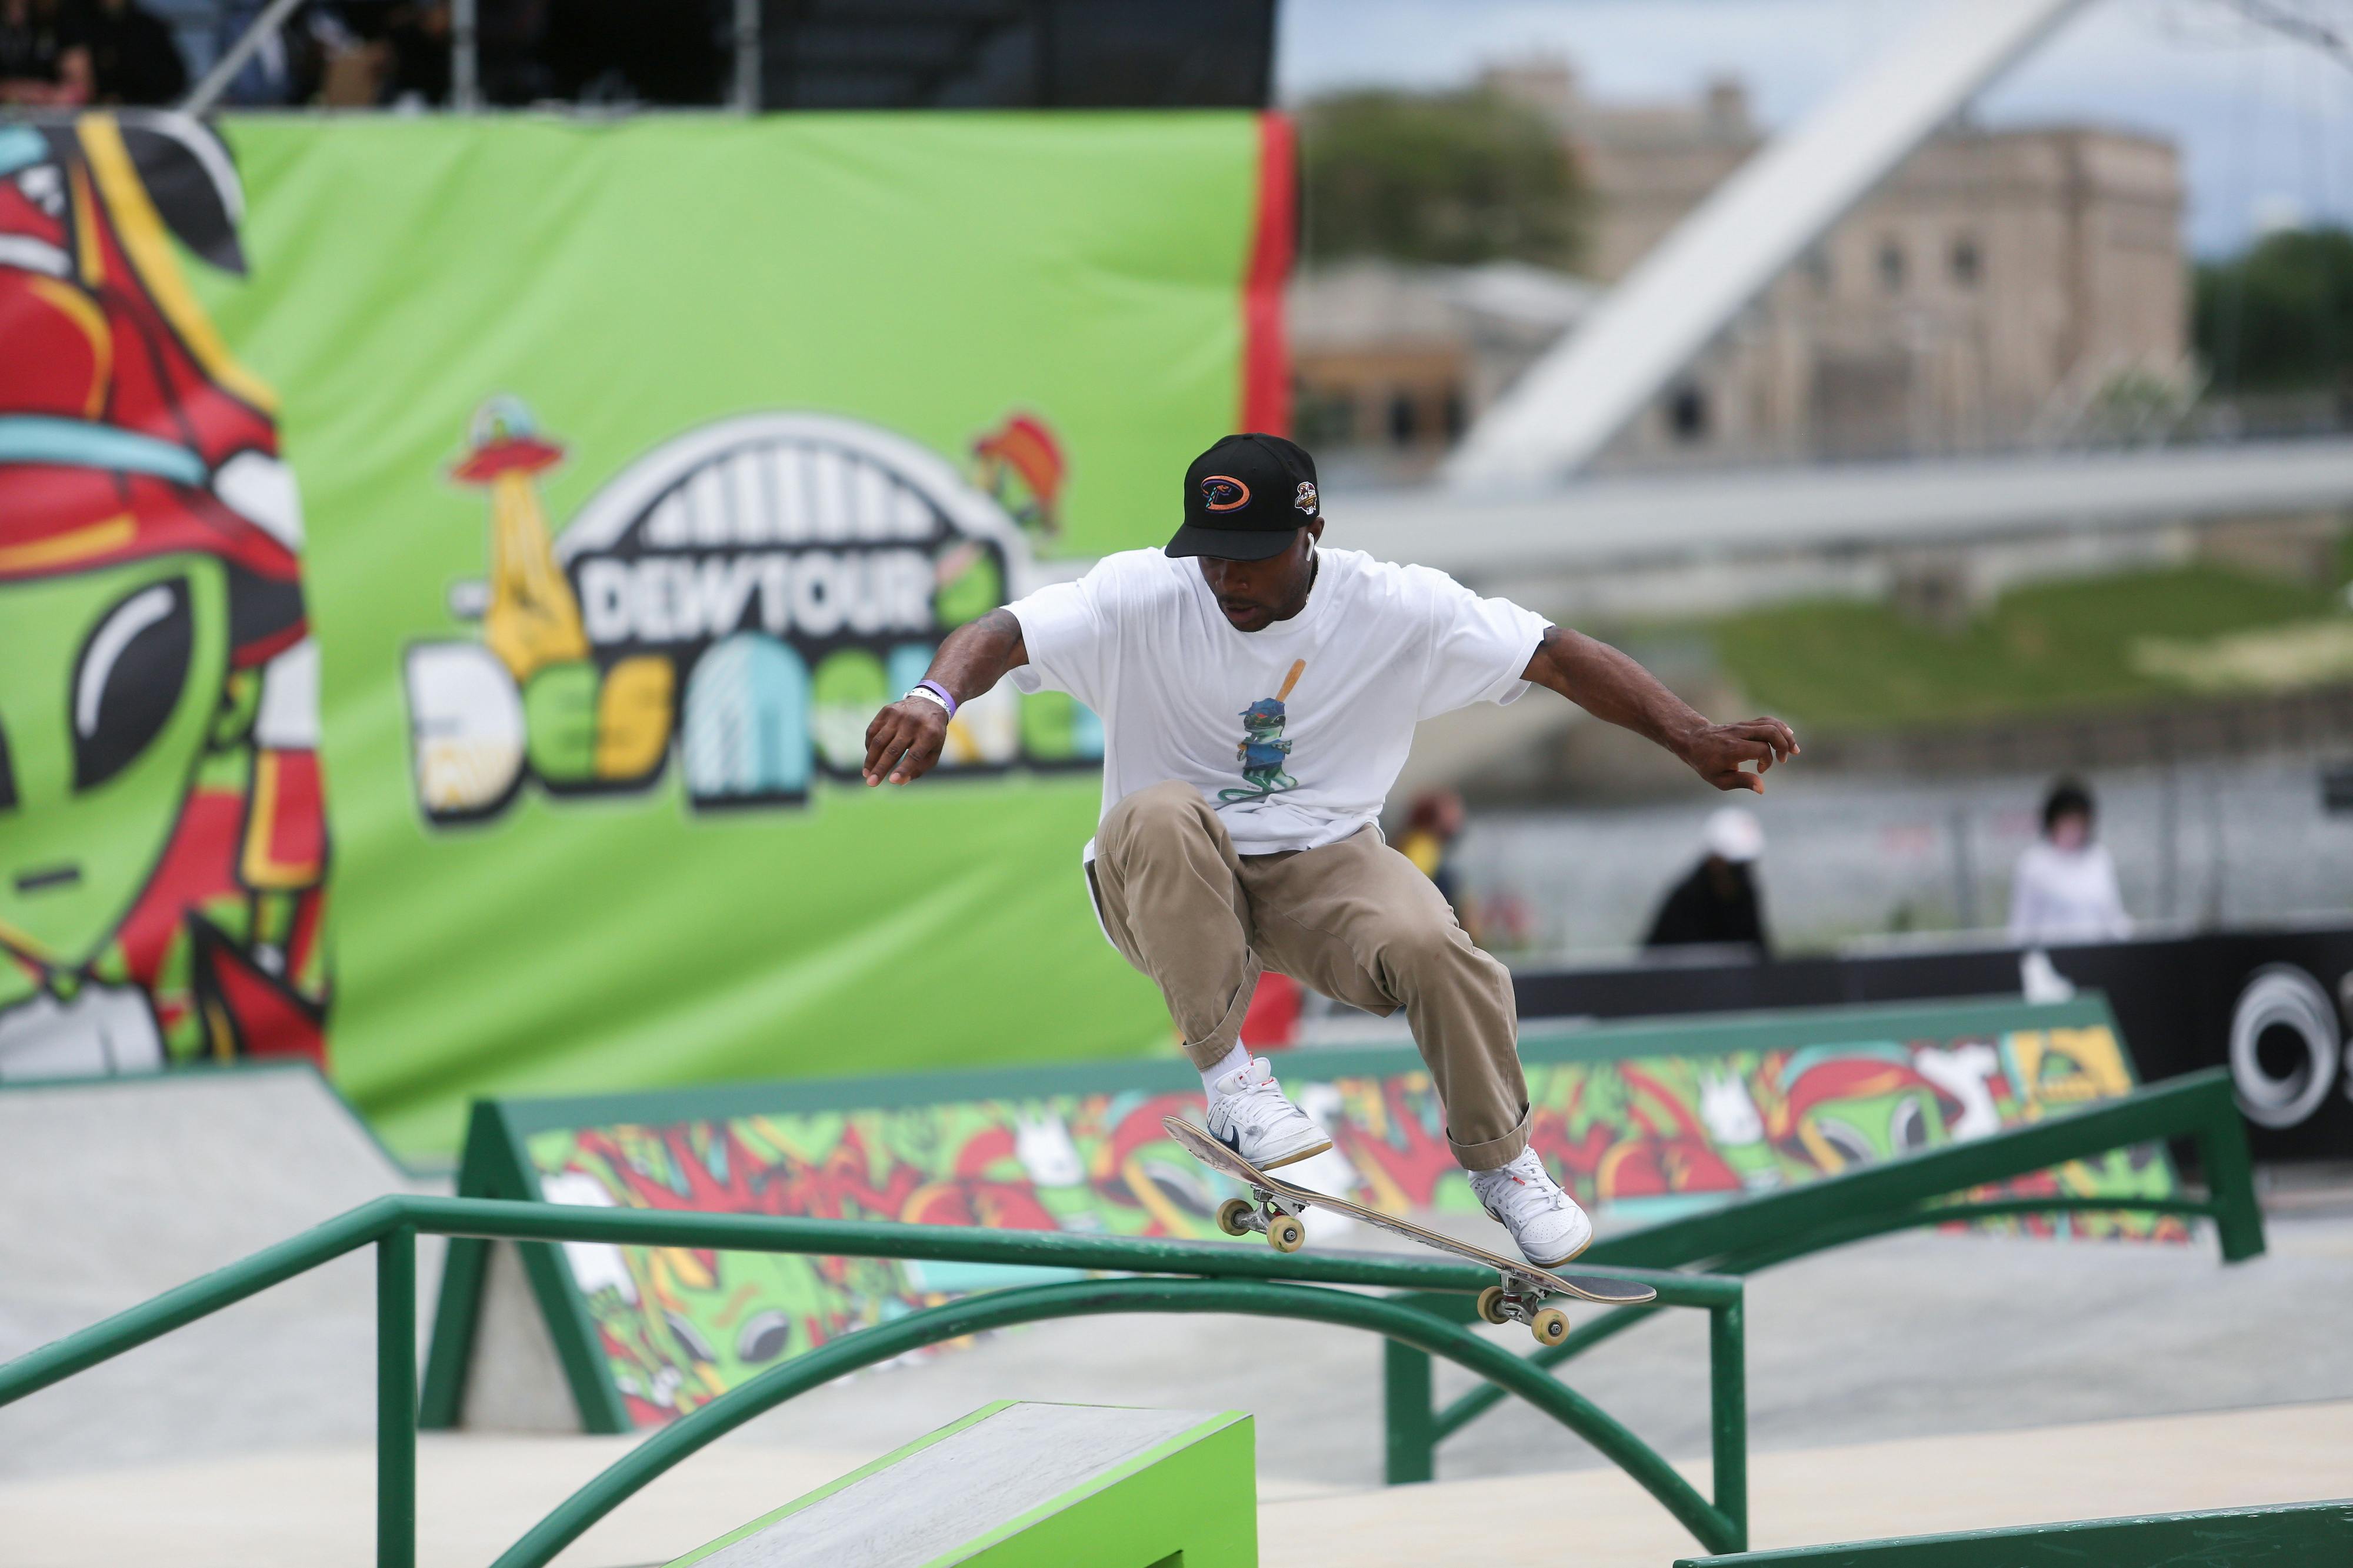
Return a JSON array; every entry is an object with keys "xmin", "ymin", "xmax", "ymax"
[
  {"xmin": 1476, "ymin": 1276, "xmax": 1572, "ymax": 1347},
  {"xmin": 1214, "ymin": 1186, "xmax": 1308, "ymax": 1254}
]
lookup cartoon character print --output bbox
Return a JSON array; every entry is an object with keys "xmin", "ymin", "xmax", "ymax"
[
  {"xmin": 1219, "ymin": 658, "xmax": 1304, "ymax": 803},
  {"xmin": 0, "ymin": 112, "xmax": 329, "ymax": 1077}
]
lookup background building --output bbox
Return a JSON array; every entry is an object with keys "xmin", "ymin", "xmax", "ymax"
[{"xmin": 1294, "ymin": 59, "xmax": 2192, "ymax": 473}]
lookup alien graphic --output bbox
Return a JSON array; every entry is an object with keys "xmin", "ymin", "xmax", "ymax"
[
  {"xmin": 1219, "ymin": 658, "xmax": 1304, "ymax": 804},
  {"xmin": 0, "ymin": 113, "xmax": 329, "ymax": 1077}
]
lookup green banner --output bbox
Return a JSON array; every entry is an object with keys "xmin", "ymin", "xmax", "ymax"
[{"xmin": 190, "ymin": 114, "xmax": 1279, "ymax": 1153}]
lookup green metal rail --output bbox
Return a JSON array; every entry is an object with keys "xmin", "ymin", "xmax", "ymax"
[
  {"xmin": 1674, "ymin": 1496, "xmax": 2353, "ymax": 1566},
  {"xmin": 1379, "ymin": 1067, "xmax": 2264, "ymax": 1484},
  {"xmin": 0, "ymin": 1194, "xmax": 1748, "ymax": 1566}
]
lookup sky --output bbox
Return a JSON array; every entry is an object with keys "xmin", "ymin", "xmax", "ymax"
[{"xmin": 1276, "ymin": 0, "xmax": 2353, "ymax": 258}]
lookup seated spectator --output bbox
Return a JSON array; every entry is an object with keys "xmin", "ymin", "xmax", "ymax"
[
  {"xmin": 0, "ymin": 0, "xmax": 91, "ymax": 106},
  {"xmin": 2007, "ymin": 778, "xmax": 2130, "ymax": 947},
  {"xmin": 86, "ymin": 0, "xmax": 185, "ymax": 105},
  {"xmin": 1645, "ymin": 807, "xmax": 1771, "ymax": 956}
]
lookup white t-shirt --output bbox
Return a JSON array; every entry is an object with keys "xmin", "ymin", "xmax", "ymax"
[
  {"xmin": 1006, "ymin": 546, "xmax": 1548, "ymax": 856},
  {"xmin": 2007, "ymin": 839, "xmax": 2132, "ymax": 946}
]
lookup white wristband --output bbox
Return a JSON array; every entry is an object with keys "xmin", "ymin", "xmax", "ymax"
[{"xmin": 905, "ymin": 686, "xmax": 952, "ymax": 716}]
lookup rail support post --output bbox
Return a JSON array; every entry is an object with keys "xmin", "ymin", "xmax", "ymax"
[
  {"xmin": 1383, "ymin": 1290, "xmax": 1466, "ymax": 1484},
  {"xmin": 1708, "ymin": 1295, "xmax": 1747, "ymax": 1553},
  {"xmin": 2197, "ymin": 1099, "xmax": 2267, "ymax": 1264},
  {"xmin": 1383, "ymin": 1338, "xmax": 1436, "ymax": 1484},
  {"xmin": 379, "ymin": 1223, "xmax": 418, "ymax": 1568}
]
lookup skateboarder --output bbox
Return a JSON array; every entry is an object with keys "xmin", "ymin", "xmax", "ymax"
[{"xmin": 864, "ymin": 433, "xmax": 1798, "ymax": 1267}]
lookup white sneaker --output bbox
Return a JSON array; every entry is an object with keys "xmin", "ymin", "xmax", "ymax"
[
  {"xmin": 1468, "ymin": 1149, "xmax": 1594, "ymax": 1269},
  {"xmin": 1205, "ymin": 1057, "xmax": 1333, "ymax": 1170}
]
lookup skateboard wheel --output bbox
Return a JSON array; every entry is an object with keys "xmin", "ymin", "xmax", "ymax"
[
  {"xmin": 1267, "ymin": 1214, "xmax": 1307, "ymax": 1253},
  {"xmin": 1530, "ymin": 1307, "xmax": 1570, "ymax": 1347},
  {"xmin": 1215, "ymin": 1198, "xmax": 1257, "ymax": 1238},
  {"xmin": 1475, "ymin": 1285, "xmax": 1510, "ymax": 1326}
]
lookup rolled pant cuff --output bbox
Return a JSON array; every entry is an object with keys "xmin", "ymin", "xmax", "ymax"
[
  {"xmin": 1448, "ymin": 1105, "xmax": 1532, "ymax": 1172},
  {"xmin": 1180, "ymin": 955, "xmax": 1265, "ymax": 1073}
]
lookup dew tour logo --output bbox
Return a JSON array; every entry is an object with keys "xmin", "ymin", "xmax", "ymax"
[{"xmin": 403, "ymin": 400, "xmax": 1101, "ymax": 823}]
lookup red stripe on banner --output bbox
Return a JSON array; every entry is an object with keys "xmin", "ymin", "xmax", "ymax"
[{"xmin": 1241, "ymin": 111, "xmax": 1297, "ymax": 434}]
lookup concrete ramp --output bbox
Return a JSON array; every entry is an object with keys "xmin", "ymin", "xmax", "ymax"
[
  {"xmin": 0, "ymin": 1065, "xmax": 426, "ymax": 1317},
  {"xmin": 0, "ymin": 1063, "xmax": 438, "ymax": 1476},
  {"xmin": 666, "ymin": 1401, "xmax": 1254, "ymax": 1568}
]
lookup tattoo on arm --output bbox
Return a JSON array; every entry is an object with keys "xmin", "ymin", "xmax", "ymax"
[
  {"xmin": 1522, "ymin": 624, "xmax": 1706, "ymax": 755},
  {"xmin": 926, "ymin": 606, "xmax": 1028, "ymax": 704}
]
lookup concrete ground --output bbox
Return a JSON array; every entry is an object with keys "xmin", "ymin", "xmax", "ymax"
[
  {"xmin": 7, "ymin": 1069, "xmax": 2353, "ymax": 1562},
  {"xmin": 1, "ymin": 1398, "xmax": 2346, "ymax": 1566},
  {"xmin": 1258, "ymin": 1400, "xmax": 2353, "ymax": 1567}
]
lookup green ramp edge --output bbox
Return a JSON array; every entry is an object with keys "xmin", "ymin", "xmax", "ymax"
[{"xmin": 664, "ymin": 1400, "xmax": 1257, "ymax": 1568}]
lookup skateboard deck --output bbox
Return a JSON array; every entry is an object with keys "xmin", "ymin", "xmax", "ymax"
[{"xmin": 1164, "ymin": 1116, "xmax": 1655, "ymax": 1345}]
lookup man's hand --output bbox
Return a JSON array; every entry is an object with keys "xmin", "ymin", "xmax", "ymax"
[
  {"xmin": 1674, "ymin": 717, "xmax": 1799, "ymax": 794},
  {"xmin": 861, "ymin": 608, "xmax": 1029, "ymax": 788},
  {"xmin": 864, "ymin": 698, "xmax": 948, "ymax": 786}
]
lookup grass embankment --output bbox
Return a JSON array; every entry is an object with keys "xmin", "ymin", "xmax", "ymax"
[{"xmin": 1700, "ymin": 561, "xmax": 2353, "ymax": 733}]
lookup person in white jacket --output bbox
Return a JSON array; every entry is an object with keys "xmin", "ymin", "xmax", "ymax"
[{"xmin": 2007, "ymin": 778, "xmax": 2131, "ymax": 946}]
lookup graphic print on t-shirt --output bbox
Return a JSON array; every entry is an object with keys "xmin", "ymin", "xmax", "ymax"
[{"xmin": 1221, "ymin": 658, "xmax": 1305, "ymax": 803}]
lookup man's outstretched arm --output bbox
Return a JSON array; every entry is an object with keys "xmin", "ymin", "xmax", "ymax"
[
  {"xmin": 862, "ymin": 608, "xmax": 1028, "ymax": 786},
  {"xmin": 1522, "ymin": 625, "xmax": 1798, "ymax": 793}
]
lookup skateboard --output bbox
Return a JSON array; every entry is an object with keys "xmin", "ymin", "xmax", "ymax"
[{"xmin": 1163, "ymin": 1116, "xmax": 1657, "ymax": 1346}]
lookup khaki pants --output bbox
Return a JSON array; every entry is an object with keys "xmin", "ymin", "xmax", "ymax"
[{"xmin": 1088, "ymin": 780, "xmax": 1531, "ymax": 1170}]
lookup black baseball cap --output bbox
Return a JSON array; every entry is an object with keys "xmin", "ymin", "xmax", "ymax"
[{"xmin": 1166, "ymin": 433, "xmax": 1321, "ymax": 561}]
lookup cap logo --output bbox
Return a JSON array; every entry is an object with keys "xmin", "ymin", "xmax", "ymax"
[
  {"xmin": 1201, "ymin": 475, "xmax": 1250, "ymax": 512},
  {"xmin": 1294, "ymin": 481, "xmax": 1318, "ymax": 515}
]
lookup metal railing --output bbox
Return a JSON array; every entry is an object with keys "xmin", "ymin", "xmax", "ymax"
[
  {"xmin": 1381, "ymin": 1067, "xmax": 2264, "ymax": 1483},
  {"xmin": 0, "ymin": 1195, "xmax": 1749, "ymax": 1565}
]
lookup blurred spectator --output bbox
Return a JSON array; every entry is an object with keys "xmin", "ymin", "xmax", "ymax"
[
  {"xmin": 85, "ymin": 0, "xmax": 184, "ymax": 104},
  {"xmin": 314, "ymin": 10, "xmax": 386, "ymax": 108},
  {"xmin": 2007, "ymin": 778, "xmax": 2131, "ymax": 946},
  {"xmin": 544, "ymin": 0, "xmax": 716, "ymax": 105},
  {"xmin": 1645, "ymin": 807, "xmax": 1771, "ymax": 956},
  {"xmin": 210, "ymin": 0, "xmax": 323, "ymax": 105},
  {"xmin": 0, "ymin": 0, "xmax": 91, "ymax": 105},
  {"xmin": 1397, "ymin": 788, "xmax": 1479, "ymax": 942},
  {"xmin": 475, "ymin": 0, "xmax": 554, "ymax": 106},
  {"xmin": 381, "ymin": 1, "xmax": 449, "ymax": 104}
]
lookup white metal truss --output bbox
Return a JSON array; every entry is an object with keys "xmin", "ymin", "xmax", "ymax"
[{"xmin": 1348, "ymin": 438, "xmax": 2353, "ymax": 581}]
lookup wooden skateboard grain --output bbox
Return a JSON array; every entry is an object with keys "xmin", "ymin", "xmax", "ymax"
[{"xmin": 1163, "ymin": 1116, "xmax": 1656, "ymax": 1307}]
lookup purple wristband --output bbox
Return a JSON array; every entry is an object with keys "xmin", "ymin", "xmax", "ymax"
[{"xmin": 914, "ymin": 679, "xmax": 959, "ymax": 718}]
